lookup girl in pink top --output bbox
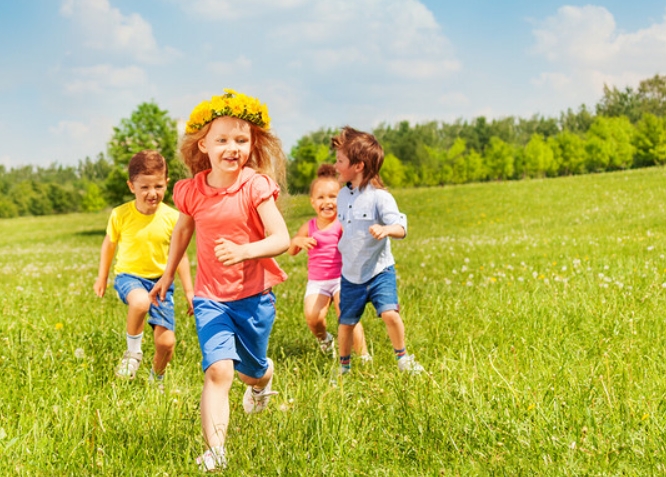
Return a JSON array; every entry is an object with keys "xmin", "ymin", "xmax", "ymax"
[
  {"xmin": 288, "ymin": 164, "xmax": 369, "ymax": 359},
  {"xmin": 150, "ymin": 89, "xmax": 289, "ymax": 472}
]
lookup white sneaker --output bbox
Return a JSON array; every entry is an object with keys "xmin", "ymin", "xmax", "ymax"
[
  {"xmin": 359, "ymin": 354, "xmax": 373, "ymax": 364},
  {"xmin": 243, "ymin": 358, "xmax": 278, "ymax": 414},
  {"xmin": 115, "ymin": 351, "xmax": 143, "ymax": 379},
  {"xmin": 318, "ymin": 332, "xmax": 336, "ymax": 358},
  {"xmin": 197, "ymin": 446, "xmax": 227, "ymax": 472},
  {"xmin": 397, "ymin": 354, "xmax": 424, "ymax": 375}
]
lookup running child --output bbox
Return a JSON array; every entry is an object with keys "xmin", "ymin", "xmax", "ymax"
[
  {"xmin": 93, "ymin": 150, "xmax": 194, "ymax": 386},
  {"xmin": 149, "ymin": 89, "xmax": 289, "ymax": 472},
  {"xmin": 288, "ymin": 163, "xmax": 369, "ymax": 359},
  {"xmin": 331, "ymin": 126, "xmax": 424, "ymax": 375}
]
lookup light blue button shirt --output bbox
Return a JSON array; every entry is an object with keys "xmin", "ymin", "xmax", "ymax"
[{"xmin": 337, "ymin": 184, "xmax": 407, "ymax": 284}]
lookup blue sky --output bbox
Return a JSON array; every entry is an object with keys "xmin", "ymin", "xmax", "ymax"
[{"xmin": 1, "ymin": 0, "xmax": 665, "ymax": 168}]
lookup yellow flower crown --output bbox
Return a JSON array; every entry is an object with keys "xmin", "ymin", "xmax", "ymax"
[{"xmin": 185, "ymin": 88, "xmax": 271, "ymax": 134}]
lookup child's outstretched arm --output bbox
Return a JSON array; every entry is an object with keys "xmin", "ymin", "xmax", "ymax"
[
  {"xmin": 175, "ymin": 253, "xmax": 195, "ymax": 315},
  {"xmin": 214, "ymin": 196, "xmax": 290, "ymax": 266},
  {"xmin": 93, "ymin": 235, "xmax": 116, "ymax": 297},
  {"xmin": 369, "ymin": 223, "xmax": 406, "ymax": 240},
  {"xmin": 150, "ymin": 214, "xmax": 195, "ymax": 306},
  {"xmin": 287, "ymin": 222, "xmax": 316, "ymax": 256}
]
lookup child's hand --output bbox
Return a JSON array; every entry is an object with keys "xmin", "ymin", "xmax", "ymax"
[
  {"xmin": 214, "ymin": 238, "xmax": 248, "ymax": 265},
  {"xmin": 369, "ymin": 224, "xmax": 389, "ymax": 240},
  {"xmin": 185, "ymin": 290, "xmax": 194, "ymax": 316},
  {"xmin": 149, "ymin": 277, "xmax": 172, "ymax": 307},
  {"xmin": 292, "ymin": 236, "xmax": 317, "ymax": 251},
  {"xmin": 93, "ymin": 278, "xmax": 107, "ymax": 297}
]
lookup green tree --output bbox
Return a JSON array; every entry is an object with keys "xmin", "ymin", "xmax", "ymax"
[
  {"xmin": 287, "ymin": 128, "xmax": 336, "ymax": 193},
  {"xmin": 633, "ymin": 113, "xmax": 666, "ymax": 167},
  {"xmin": 521, "ymin": 134, "xmax": 555, "ymax": 178},
  {"xmin": 81, "ymin": 182, "xmax": 107, "ymax": 212},
  {"xmin": 549, "ymin": 131, "xmax": 586, "ymax": 175},
  {"xmin": 596, "ymin": 84, "xmax": 641, "ymax": 122},
  {"xmin": 105, "ymin": 101, "xmax": 187, "ymax": 205},
  {"xmin": 636, "ymin": 74, "xmax": 666, "ymax": 117},
  {"xmin": 586, "ymin": 116, "xmax": 635, "ymax": 171},
  {"xmin": 380, "ymin": 153, "xmax": 406, "ymax": 188},
  {"xmin": 484, "ymin": 137, "xmax": 515, "ymax": 180},
  {"xmin": 560, "ymin": 105, "xmax": 594, "ymax": 133},
  {"xmin": 447, "ymin": 138, "xmax": 468, "ymax": 184}
]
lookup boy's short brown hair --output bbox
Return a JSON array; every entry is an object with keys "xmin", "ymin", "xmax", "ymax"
[
  {"xmin": 128, "ymin": 150, "xmax": 168, "ymax": 182},
  {"xmin": 331, "ymin": 126, "xmax": 385, "ymax": 190}
]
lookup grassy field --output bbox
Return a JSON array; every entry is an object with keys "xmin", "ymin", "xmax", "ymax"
[{"xmin": 2, "ymin": 166, "xmax": 666, "ymax": 475}]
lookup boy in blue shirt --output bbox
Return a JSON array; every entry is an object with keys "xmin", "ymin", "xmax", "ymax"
[{"xmin": 332, "ymin": 127, "xmax": 424, "ymax": 375}]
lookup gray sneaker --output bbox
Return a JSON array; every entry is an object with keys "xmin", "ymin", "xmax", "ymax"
[
  {"xmin": 397, "ymin": 354, "xmax": 424, "ymax": 375},
  {"xmin": 115, "ymin": 351, "xmax": 143, "ymax": 379},
  {"xmin": 318, "ymin": 332, "xmax": 336, "ymax": 358}
]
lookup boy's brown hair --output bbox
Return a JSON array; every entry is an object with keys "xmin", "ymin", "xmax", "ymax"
[
  {"xmin": 128, "ymin": 150, "xmax": 168, "ymax": 182},
  {"xmin": 330, "ymin": 126, "xmax": 385, "ymax": 190}
]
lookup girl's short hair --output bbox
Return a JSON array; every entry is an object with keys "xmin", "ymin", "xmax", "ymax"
[
  {"xmin": 331, "ymin": 126, "xmax": 385, "ymax": 190},
  {"xmin": 309, "ymin": 163, "xmax": 338, "ymax": 196},
  {"xmin": 128, "ymin": 150, "xmax": 168, "ymax": 182}
]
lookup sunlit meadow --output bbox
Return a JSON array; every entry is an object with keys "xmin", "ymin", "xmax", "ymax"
[{"xmin": 2, "ymin": 166, "xmax": 666, "ymax": 475}]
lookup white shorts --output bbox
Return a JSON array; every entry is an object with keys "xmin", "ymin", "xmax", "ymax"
[{"xmin": 304, "ymin": 278, "xmax": 341, "ymax": 299}]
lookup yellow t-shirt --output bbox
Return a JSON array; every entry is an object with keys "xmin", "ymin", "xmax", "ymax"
[{"xmin": 107, "ymin": 201, "xmax": 180, "ymax": 279}]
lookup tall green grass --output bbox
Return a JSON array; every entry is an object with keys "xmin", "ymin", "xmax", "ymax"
[{"xmin": 2, "ymin": 167, "xmax": 666, "ymax": 475}]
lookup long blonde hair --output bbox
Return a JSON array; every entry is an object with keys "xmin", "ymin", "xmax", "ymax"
[{"xmin": 179, "ymin": 120, "xmax": 287, "ymax": 189}]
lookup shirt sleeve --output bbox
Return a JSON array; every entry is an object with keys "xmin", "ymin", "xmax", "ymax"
[
  {"xmin": 106, "ymin": 208, "xmax": 119, "ymax": 243},
  {"xmin": 173, "ymin": 179, "xmax": 194, "ymax": 216},
  {"xmin": 377, "ymin": 190, "xmax": 407, "ymax": 237},
  {"xmin": 249, "ymin": 174, "xmax": 280, "ymax": 208}
]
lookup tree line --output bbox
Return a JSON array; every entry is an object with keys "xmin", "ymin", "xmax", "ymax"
[
  {"xmin": 1, "ymin": 74, "xmax": 665, "ymax": 217},
  {"xmin": 288, "ymin": 74, "xmax": 666, "ymax": 192}
]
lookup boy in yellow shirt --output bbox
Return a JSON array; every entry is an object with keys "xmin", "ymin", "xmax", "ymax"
[{"xmin": 94, "ymin": 150, "xmax": 194, "ymax": 385}]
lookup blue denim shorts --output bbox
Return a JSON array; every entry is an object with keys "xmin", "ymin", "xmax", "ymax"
[
  {"xmin": 114, "ymin": 273, "xmax": 175, "ymax": 331},
  {"xmin": 339, "ymin": 266, "xmax": 399, "ymax": 325},
  {"xmin": 193, "ymin": 290, "xmax": 276, "ymax": 377}
]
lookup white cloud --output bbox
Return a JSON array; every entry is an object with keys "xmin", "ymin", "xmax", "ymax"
[
  {"xmin": 181, "ymin": 0, "xmax": 307, "ymax": 20},
  {"xmin": 529, "ymin": 6, "xmax": 666, "ymax": 110},
  {"xmin": 207, "ymin": 56, "xmax": 253, "ymax": 76},
  {"xmin": 532, "ymin": 6, "xmax": 666, "ymax": 84},
  {"xmin": 63, "ymin": 65, "xmax": 148, "ymax": 94},
  {"xmin": 48, "ymin": 120, "xmax": 90, "ymax": 139},
  {"xmin": 59, "ymin": 0, "xmax": 177, "ymax": 64}
]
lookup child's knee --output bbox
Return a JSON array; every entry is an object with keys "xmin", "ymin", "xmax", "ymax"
[
  {"xmin": 205, "ymin": 360, "xmax": 235, "ymax": 386},
  {"xmin": 127, "ymin": 290, "xmax": 152, "ymax": 314},
  {"xmin": 155, "ymin": 331, "xmax": 176, "ymax": 353},
  {"xmin": 381, "ymin": 309, "xmax": 402, "ymax": 325}
]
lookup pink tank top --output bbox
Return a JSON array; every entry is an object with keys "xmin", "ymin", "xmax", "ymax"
[{"xmin": 307, "ymin": 218, "xmax": 342, "ymax": 281}]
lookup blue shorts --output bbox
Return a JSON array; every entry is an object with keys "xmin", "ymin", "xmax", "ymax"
[
  {"xmin": 339, "ymin": 266, "xmax": 399, "ymax": 325},
  {"xmin": 114, "ymin": 273, "xmax": 175, "ymax": 332},
  {"xmin": 193, "ymin": 291, "xmax": 276, "ymax": 377}
]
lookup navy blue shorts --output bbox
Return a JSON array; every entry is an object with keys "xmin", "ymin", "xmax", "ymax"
[{"xmin": 339, "ymin": 266, "xmax": 399, "ymax": 325}]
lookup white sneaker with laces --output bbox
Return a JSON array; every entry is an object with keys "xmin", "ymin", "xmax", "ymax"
[
  {"xmin": 243, "ymin": 358, "xmax": 278, "ymax": 414},
  {"xmin": 196, "ymin": 446, "xmax": 227, "ymax": 472},
  {"xmin": 397, "ymin": 354, "xmax": 424, "ymax": 375}
]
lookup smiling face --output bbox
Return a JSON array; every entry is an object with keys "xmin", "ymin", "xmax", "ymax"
[
  {"xmin": 197, "ymin": 116, "xmax": 252, "ymax": 187},
  {"xmin": 310, "ymin": 178, "xmax": 340, "ymax": 224},
  {"xmin": 127, "ymin": 173, "xmax": 167, "ymax": 215}
]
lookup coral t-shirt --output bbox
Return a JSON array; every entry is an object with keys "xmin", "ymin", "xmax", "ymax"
[{"xmin": 174, "ymin": 167, "xmax": 287, "ymax": 301}]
